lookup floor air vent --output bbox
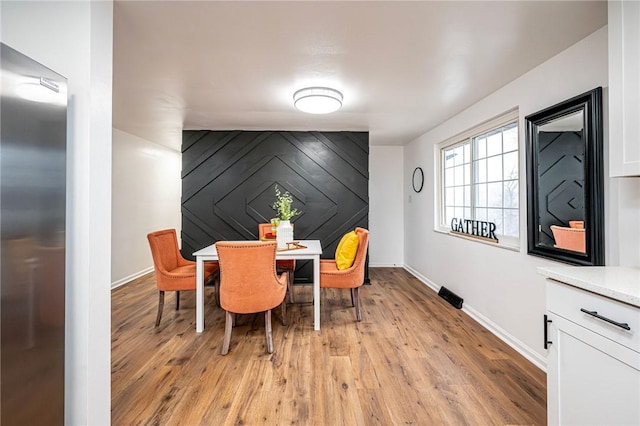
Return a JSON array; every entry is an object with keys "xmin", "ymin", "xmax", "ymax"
[{"xmin": 438, "ymin": 286, "xmax": 463, "ymax": 309}]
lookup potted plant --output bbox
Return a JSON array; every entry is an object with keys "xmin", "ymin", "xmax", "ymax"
[
  {"xmin": 271, "ymin": 185, "xmax": 300, "ymax": 248},
  {"xmin": 271, "ymin": 185, "xmax": 301, "ymax": 221}
]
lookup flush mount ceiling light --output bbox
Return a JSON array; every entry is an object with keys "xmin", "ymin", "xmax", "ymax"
[{"xmin": 293, "ymin": 87, "xmax": 343, "ymax": 114}]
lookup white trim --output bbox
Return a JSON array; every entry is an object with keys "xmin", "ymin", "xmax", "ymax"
[
  {"xmin": 111, "ymin": 266, "xmax": 153, "ymax": 289},
  {"xmin": 438, "ymin": 108, "xmax": 519, "ymax": 150},
  {"xmin": 369, "ymin": 262, "xmax": 404, "ymax": 267},
  {"xmin": 433, "ymin": 228, "xmax": 521, "ymax": 252},
  {"xmin": 403, "ymin": 264, "xmax": 440, "ymax": 293},
  {"xmin": 402, "ymin": 264, "xmax": 546, "ymax": 372},
  {"xmin": 462, "ymin": 303, "xmax": 546, "ymax": 372}
]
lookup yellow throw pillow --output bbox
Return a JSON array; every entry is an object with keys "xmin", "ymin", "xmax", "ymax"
[{"xmin": 335, "ymin": 231, "xmax": 359, "ymax": 270}]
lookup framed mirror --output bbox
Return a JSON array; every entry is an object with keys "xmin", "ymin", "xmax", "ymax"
[{"xmin": 525, "ymin": 87, "xmax": 604, "ymax": 266}]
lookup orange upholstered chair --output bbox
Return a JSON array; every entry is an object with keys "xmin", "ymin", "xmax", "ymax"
[
  {"xmin": 258, "ymin": 223, "xmax": 296, "ymax": 302},
  {"xmin": 147, "ymin": 229, "xmax": 219, "ymax": 326},
  {"xmin": 320, "ymin": 227, "xmax": 369, "ymax": 321},
  {"xmin": 216, "ymin": 241, "xmax": 288, "ymax": 355},
  {"xmin": 550, "ymin": 225, "xmax": 586, "ymax": 253}
]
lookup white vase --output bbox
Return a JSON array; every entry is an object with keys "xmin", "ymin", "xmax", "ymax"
[{"xmin": 276, "ymin": 220, "xmax": 293, "ymax": 249}]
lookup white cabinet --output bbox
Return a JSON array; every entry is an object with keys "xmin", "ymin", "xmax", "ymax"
[
  {"xmin": 546, "ymin": 280, "xmax": 640, "ymax": 426},
  {"xmin": 609, "ymin": 0, "xmax": 640, "ymax": 177}
]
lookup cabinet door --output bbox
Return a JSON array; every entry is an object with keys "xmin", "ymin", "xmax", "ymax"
[
  {"xmin": 609, "ymin": 0, "xmax": 640, "ymax": 177},
  {"xmin": 547, "ymin": 312, "xmax": 640, "ymax": 426}
]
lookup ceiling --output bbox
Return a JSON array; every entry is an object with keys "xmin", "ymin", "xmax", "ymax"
[{"xmin": 113, "ymin": 1, "xmax": 606, "ymax": 150}]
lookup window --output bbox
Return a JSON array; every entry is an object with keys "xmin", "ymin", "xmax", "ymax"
[{"xmin": 438, "ymin": 111, "xmax": 519, "ymax": 246}]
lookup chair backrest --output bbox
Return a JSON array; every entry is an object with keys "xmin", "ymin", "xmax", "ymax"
[
  {"xmin": 350, "ymin": 227, "xmax": 370, "ymax": 282},
  {"xmin": 216, "ymin": 241, "xmax": 286, "ymax": 314},
  {"xmin": 550, "ymin": 225, "xmax": 586, "ymax": 253},
  {"xmin": 147, "ymin": 229, "xmax": 182, "ymax": 274},
  {"xmin": 258, "ymin": 223, "xmax": 273, "ymax": 239}
]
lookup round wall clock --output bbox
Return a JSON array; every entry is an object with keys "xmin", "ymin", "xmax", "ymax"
[{"xmin": 412, "ymin": 167, "xmax": 424, "ymax": 193}]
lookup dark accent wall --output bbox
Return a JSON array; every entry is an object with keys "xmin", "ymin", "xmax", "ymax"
[
  {"xmin": 537, "ymin": 131, "xmax": 584, "ymax": 246},
  {"xmin": 181, "ymin": 130, "xmax": 369, "ymax": 284}
]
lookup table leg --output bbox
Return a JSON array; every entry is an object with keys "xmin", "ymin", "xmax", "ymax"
[
  {"xmin": 196, "ymin": 257, "xmax": 204, "ymax": 332},
  {"xmin": 313, "ymin": 254, "xmax": 320, "ymax": 331}
]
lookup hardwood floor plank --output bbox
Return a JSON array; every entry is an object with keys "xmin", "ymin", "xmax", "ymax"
[
  {"xmin": 321, "ymin": 356, "xmax": 366, "ymax": 426},
  {"xmin": 276, "ymin": 315, "xmax": 313, "ymax": 424},
  {"xmin": 112, "ymin": 267, "xmax": 546, "ymax": 425},
  {"xmin": 357, "ymin": 388, "xmax": 395, "ymax": 425},
  {"xmin": 359, "ymin": 336, "xmax": 439, "ymax": 424},
  {"xmin": 223, "ymin": 359, "xmax": 275, "ymax": 424}
]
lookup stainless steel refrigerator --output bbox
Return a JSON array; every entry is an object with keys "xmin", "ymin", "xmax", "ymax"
[{"xmin": 1, "ymin": 43, "xmax": 66, "ymax": 424}]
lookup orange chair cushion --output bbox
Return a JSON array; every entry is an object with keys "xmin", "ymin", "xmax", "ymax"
[
  {"xmin": 216, "ymin": 241, "xmax": 287, "ymax": 314},
  {"xmin": 320, "ymin": 227, "xmax": 369, "ymax": 289},
  {"xmin": 550, "ymin": 225, "xmax": 586, "ymax": 253},
  {"xmin": 147, "ymin": 229, "xmax": 218, "ymax": 291},
  {"xmin": 276, "ymin": 259, "xmax": 295, "ymax": 270},
  {"xmin": 335, "ymin": 231, "xmax": 359, "ymax": 270}
]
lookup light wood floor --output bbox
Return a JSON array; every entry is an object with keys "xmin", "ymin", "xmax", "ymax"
[{"xmin": 112, "ymin": 267, "xmax": 546, "ymax": 425}]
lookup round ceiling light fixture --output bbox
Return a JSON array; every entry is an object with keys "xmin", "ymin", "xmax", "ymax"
[{"xmin": 293, "ymin": 87, "xmax": 343, "ymax": 114}]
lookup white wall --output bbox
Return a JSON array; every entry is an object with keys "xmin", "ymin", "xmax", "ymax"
[
  {"xmin": 111, "ymin": 136, "xmax": 402, "ymax": 283},
  {"xmin": 403, "ymin": 27, "xmax": 638, "ymax": 370},
  {"xmin": 1, "ymin": 1, "xmax": 113, "ymax": 424},
  {"xmin": 608, "ymin": 178, "xmax": 640, "ymax": 266},
  {"xmin": 111, "ymin": 129, "xmax": 182, "ymax": 286},
  {"xmin": 369, "ymin": 146, "xmax": 404, "ymax": 266}
]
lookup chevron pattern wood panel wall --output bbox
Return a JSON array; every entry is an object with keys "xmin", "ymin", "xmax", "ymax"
[
  {"xmin": 537, "ymin": 131, "xmax": 584, "ymax": 246},
  {"xmin": 181, "ymin": 130, "xmax": 369, "ymax": 284}
]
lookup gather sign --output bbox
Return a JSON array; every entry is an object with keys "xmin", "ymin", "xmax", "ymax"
[{"xmin": 450, "ymin": 217, "xmax": 499, "ymax": 243}]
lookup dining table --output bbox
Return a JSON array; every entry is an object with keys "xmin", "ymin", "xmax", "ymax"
[{"xmin": 193, "ymin": 239, "xmax": 323, "ymax": 332}]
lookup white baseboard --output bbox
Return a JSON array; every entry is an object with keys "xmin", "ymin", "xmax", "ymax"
[
  {"xmin": 111, "ymin": 266, "xmax": 154, "ymax": 289},
  {"xmin": 461, "ymin": 303, "xmax": 546, "ymax": 371},
  {"xmin": 368, "ymin": 263, "xmax": 403, "ymax": 267},
  {"xmin": 402, "ymin": 264, "xmax": 547, "ymax": 372},
  {"xmin": 403, "ymin": 264, "xmax": 440, "ymax": 292}
]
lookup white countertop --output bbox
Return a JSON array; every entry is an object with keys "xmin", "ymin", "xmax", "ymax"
[{"xmin": 537, "ymin": 266, "xmax": 640, "ymax": 308}]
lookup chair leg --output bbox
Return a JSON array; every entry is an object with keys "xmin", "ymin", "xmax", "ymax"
[
  {"xmin": 281, "ymin": 298, "xmax": 288, "ymax": 326},
  {"xmin": 222, "ymin": 311, "xmax": 233, "ymax": 355},
  {"xmin": 265, "ymin": 310, "xmax": 273, "ymax": 354},
  {"xmin": 354, "ymin": 287, "xmax": 362, "ymax": 322},
  {"xmin": 176, "ymin": 291, "xmax": 180, "ymax": 310},
  {"xmin": 287, "ymin": 268, "xmax": 295, "ymax": 303},
  {"xmin": 350, "ymin": 288, "xmax": 355, "ymax": 306},
  {"xmin": 155, "ymin": 291, "xmax": 165, "ymax": 327}
]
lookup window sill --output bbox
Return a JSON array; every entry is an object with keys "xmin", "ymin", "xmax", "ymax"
[{"xmin": 434, "ymin": 228, "xmax": 520, "ymax": 252}]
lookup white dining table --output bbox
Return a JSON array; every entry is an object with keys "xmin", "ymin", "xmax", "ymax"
[{"xmin": 193, "ymin": 239, "xmax": 323, "ymax": 332}]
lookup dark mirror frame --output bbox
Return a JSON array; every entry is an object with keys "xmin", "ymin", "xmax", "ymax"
[{"xmin": 525, "ymin": 87, "xmax": 604, "ymax": 266}]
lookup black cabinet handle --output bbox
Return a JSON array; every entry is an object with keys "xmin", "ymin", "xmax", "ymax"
[
  {"xmin": 544, "ymin": 314, "xmax": 553, "ymax": 349},
  {"xmin": 580, "ymin": 308, "xmax": 631, "ymax": 331}
]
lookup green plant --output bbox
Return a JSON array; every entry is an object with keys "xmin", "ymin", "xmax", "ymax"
[{"xmin": 271, "ymin": 185, "xmax": 301, "ymax": 221}]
